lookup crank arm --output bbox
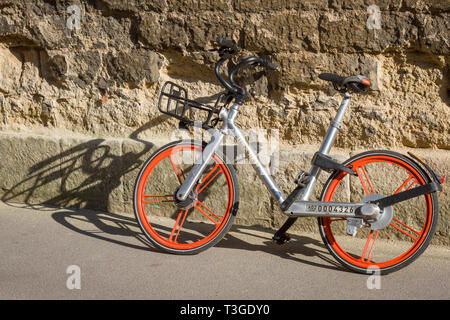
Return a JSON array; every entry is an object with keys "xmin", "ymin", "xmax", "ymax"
[{"xmin": 284, "ymin": 201, "xmax": 364, "ymax": 218}]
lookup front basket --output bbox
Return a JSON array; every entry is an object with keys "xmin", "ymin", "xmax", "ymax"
[{"xmin": 158, "ymin": 81, "xmax": 228, "ymax": 129}]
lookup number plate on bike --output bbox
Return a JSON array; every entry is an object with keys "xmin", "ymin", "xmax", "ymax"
[
  {"xmin": 285, "ymin": 201, "xmax": 363, "ymax": 217},
  {"xmin": 306, "ymin": 204, "xmax": 354, "ymax": 214}
]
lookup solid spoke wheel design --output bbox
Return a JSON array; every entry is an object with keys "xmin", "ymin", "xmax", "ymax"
[
  {"xmin": 318, "ymin": 151, "xmax": 438, "ymax": 274},
  {"xmin": 134, "ymin": 140, "xmax": 239, "ymax": 254}
]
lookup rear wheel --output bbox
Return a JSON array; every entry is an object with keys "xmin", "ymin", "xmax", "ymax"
[
  {"xmin": 134, "ymin": 140, "xmax": 239, "ymax": 254},
  {"xmin": 318, "ymin": 150, "xmax": 438, "ymax": 274}
]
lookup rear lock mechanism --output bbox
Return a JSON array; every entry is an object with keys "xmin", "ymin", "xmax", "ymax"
[{"xmin": 346, "ymin": 193, "xmax": 394, "ymax": 236}]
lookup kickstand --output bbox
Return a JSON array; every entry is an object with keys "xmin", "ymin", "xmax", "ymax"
[
  {"xmin": 272, "ymin": 232, "xmax": 291, "ymax": 245},
  {"xmin": 272, "ymin": 217, "xmax": 296, "ymax": 245}
]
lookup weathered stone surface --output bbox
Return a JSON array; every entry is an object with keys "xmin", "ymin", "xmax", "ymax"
[
  {"xmin": 138, "ymin": 13, "xmax": 189, "ymax": 50},
  {"xmin": 330, "ymin": 0, "xmax": 403, "ymax": 11},
  {"xmin": 105, "ymin": 49, "xmax": 162, "ymax": 87},
  {"xmin": 0, "ymin": 131, "xmax": 61, "ymax": 203},
  {"xmin": 91, "ymin": 0, "xmax": 167, "ymax": 13},
  {"xmin": 168, "ymin": 0, "xmax": 232, "ymax": 12},
  {"xmin": 69, "ymin": 50, "xmax": 102, "ymax": 88},
  {"xmin": 418, "ymin": 13, "xmax": 450, "ymax": 55},
  {"xmin": 0, "ymin": 47, "xmax": 22, "ymax": 94},
  {"xmin": 244, "ymin": 11, "xmax": 320, "ymax": 53},
  {"xmin": 319, "ymin": 11, "xmax": 419, "ymax": 54},
  {"xmin": 40, "ymin": 53, "xmax": 68, "ymax": 83},
  {"xmin": 57, "ymin": 137, "xmax": 124, "ymax": 213},
  {"xmin": 234, "ymin": 0, "xmax": 329, "ymax": 12},
  {"xmin": 275, "ymin": 51, "xmax": 382, "ymax": 88},
  {"xmin": 402, "ymin": 0, "xmax": 450, "ymax": 13}
]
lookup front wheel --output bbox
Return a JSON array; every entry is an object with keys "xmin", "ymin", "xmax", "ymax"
[
  {"xmin": 318, "ymin": 150, "xmax": 439, "ymax": 274},
  {"xmin": 133, "ymin": 140, "xmax": 239, "ymax": 254}
]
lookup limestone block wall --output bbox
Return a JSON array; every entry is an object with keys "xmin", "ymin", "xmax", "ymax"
[{"xmin": 0, "ymin": 1, "xmax": 448, "ymax": 243}]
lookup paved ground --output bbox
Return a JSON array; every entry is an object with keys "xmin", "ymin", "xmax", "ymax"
[{"xmin": 1, "ymin": 201, "xmax": 449, "ymax": 300}]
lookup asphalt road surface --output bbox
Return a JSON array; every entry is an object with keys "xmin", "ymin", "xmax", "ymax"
[{"xmin": 1, "ymin": 201, "xmax": 449, "ymax": 300}]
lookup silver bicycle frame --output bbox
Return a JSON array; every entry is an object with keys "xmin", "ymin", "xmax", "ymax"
[{"xmin": 176, "ymin": 92, "xmax": 365, "ymax": 219}]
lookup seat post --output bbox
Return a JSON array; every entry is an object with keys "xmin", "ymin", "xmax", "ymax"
[{"xmin": 319, "ymin": 92, "xmax": 351, "ymax": 155}]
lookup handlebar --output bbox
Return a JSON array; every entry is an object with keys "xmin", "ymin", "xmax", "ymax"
[
  {"xmin": 214, "ymin": 58, "xmax": 237, "ymax": 93},
  {"xmin": 229, "ymin": 56, "xmax": 277, "ymax": 86},
  {"xmin": 213, "ymin": 38, "xmax": 277, "ymax": 96}
]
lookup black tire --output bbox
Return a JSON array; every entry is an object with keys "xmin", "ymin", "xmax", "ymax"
[
  {"xmin": 133, "ymin": 140, "xmax": 239, "ymax": 255},
  {"xmin": 318, "ymin": 150, "xmax": 439, "ymax": 274}
]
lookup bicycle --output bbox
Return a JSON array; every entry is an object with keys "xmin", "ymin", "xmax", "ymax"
[{"xmin": 133, "ymin": 38, "xmax": 444, "ymax": 274}]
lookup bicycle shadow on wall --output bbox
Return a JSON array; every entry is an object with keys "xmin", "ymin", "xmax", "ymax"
[{"xmin": 1, "ymin": 120, "xmax": 163, "ymax": 250}]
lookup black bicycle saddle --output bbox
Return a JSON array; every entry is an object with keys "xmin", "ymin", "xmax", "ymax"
[{"xmin": 319, "ymin": 73, "xmax": 371, "ymax": 93}]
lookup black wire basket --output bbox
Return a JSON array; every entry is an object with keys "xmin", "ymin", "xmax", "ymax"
[{"xmin": 158, "ymin": 81, "xmax": 228, "ymax": 129}]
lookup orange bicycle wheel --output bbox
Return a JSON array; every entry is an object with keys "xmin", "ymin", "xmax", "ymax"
[
  {"xmin": 134, "ymin": 140, "xmax": 239, "ymax": 254},
  {"xmin": 318, "ymin": 150, "xmax": 438, "ymax": 274}
]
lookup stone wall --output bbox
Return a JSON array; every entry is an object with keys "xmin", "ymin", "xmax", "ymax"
[{"xmin": 0, "ymin": 1, "xmax": 448, "ymax": 244}]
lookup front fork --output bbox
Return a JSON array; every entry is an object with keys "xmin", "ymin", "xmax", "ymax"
[
  {"xmin": 175, "ymin": 102, "xmax": 240, "ymax": 202},
  {"xmin": 175, "ymin": 130, "xmax": 225, "ymax": 202}
]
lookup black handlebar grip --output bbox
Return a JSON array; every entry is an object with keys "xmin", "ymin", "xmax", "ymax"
[
  {"xmin": 260, "ymin": 57, "xmax": 277, "ymax": 70},
  {"xmin": 216, "ymin": 37, "xmax": 237, "ymax": 49}
]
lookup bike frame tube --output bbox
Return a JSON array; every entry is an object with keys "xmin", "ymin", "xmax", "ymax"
[
  {"xmin": 292, "ymin": 92, "xmax": 351, "ymax": 203},
  {"xmin": 228, "ymin": 105, "xmax": 285, "ymax": 204},
  {"xmin": 176, "ymin": 93, "xmax": 354, "ymax": 218}
]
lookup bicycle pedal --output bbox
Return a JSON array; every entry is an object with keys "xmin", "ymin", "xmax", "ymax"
[{"xmin": 272, "ymin": 233, "xmax": 291, "ymax": 245}]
